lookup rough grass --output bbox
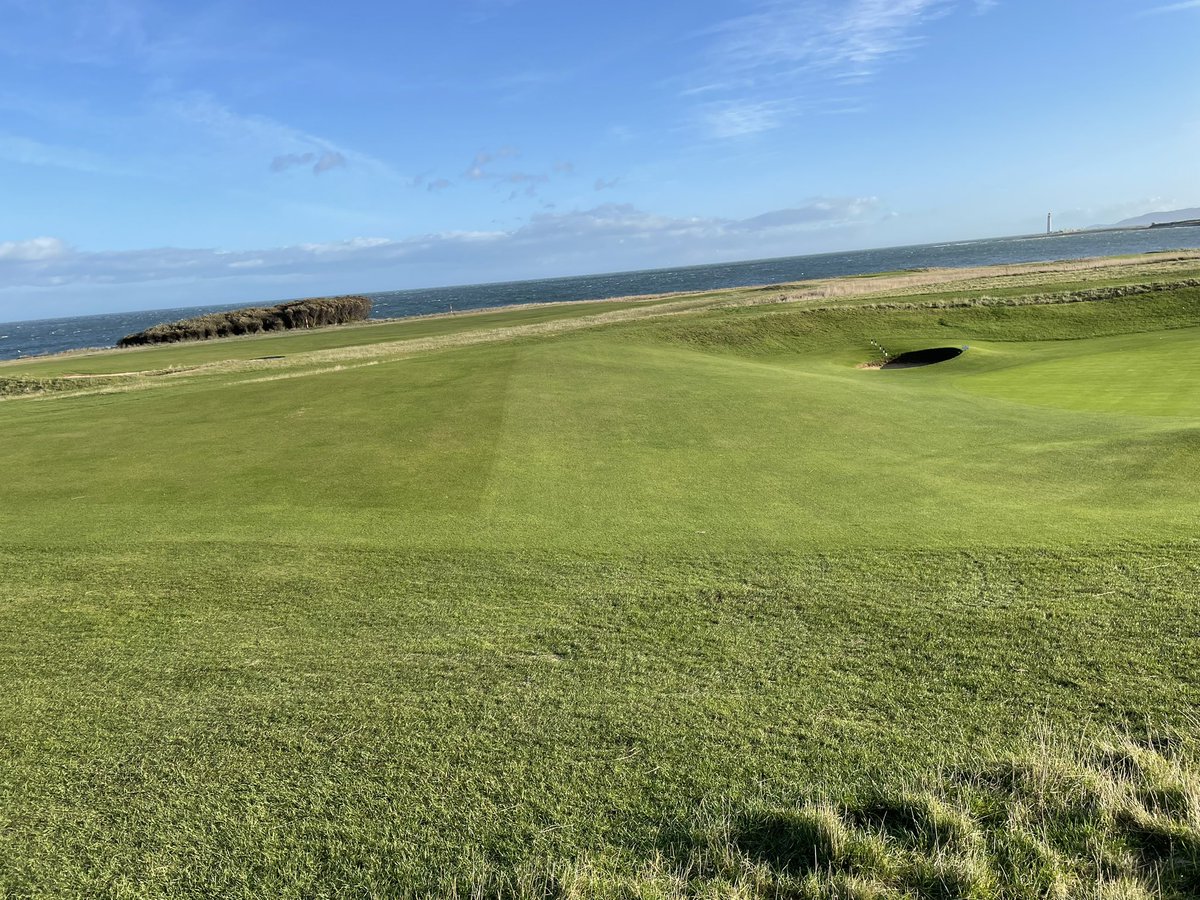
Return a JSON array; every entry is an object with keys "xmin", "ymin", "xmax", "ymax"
[
  {"xmin": 3, "ymin": 547, "xmax": 1198, "ymax": 897},
  {"xmin": 628, "ymin": 285, "xmax": 1200, "ymax": 363},
  {"xmin": 672, "ymin": 731, "xmax": 1200, "ymax": 899},
  {"xmin": 458, "ymin": 729, "xmax": 1200, "ymax": 898},
  {"xmin": 0, "ymin": 374, "xmax": 134, "ymax": 396}
]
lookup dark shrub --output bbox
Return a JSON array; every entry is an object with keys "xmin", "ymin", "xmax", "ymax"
[{"xmin": 117, "ymin": 295, "xmax": 372, "ymax": 347}]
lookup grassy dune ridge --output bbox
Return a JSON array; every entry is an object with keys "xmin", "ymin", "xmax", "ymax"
[{"xmin": 1, "ymin": 253, "xmax": 1199, "ymax": 896}]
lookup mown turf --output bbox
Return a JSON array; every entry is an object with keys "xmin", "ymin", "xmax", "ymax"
[{"xmin": 1, "ymin": 259, "xmax": 1198, "ymax": 897}]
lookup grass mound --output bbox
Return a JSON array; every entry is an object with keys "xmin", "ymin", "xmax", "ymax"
[
  {"xmin": 636, "ymin": 284, "xmax": 1200, "ymax": 359},
  {"xmin": 116, "ymin": 294, "xmax": 372, "ymax": 347}
]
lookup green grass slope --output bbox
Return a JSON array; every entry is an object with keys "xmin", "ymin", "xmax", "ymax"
[{"xmin": 1, "ymin": 270, "xmax": 1199, "ymax": 897}]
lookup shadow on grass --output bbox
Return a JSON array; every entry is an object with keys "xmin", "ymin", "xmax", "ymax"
[
  {"xmin": 455, "ymin": 730, "xmax": 1200, "ymax": 897},
  {"xmin": 637, "ymin": 730, "xmax": 1200, "ymax": 899},
  {"xmin": 882, "ymin": 347, "xmax": 965, "ymax": 368}
]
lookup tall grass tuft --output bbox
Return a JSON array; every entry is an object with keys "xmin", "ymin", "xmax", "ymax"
[
  {"xmin": 461, "ymin": 728, "xmax": 1200, "ymax": 898},
  {"xmin": 0, "ymin": 374, "xmax": 130, "ymax": 397}
]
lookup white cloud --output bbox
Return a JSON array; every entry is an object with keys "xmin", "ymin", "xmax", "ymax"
[
  {"xmin": 0, "ymin": 198, "xmax": 889, "ymax": 292},
  {"xmin": 0, "ymin": 237, "xmax": 70, "ymax": 261},
  {"xmin": 297, "ymin": 237, "xmax": 394, "ymax": 255}
]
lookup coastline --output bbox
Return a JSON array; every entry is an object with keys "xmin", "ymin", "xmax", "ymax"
[
  {"xmin": 5, "ymin": 239, "xmax": 1200, "ymax": 365},
  {"xmin": 4, "ymin": 248, "xmax": 1200, "ymax": 374}
]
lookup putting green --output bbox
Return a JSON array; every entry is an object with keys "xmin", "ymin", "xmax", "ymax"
[{"xmin": 956, "ymin": 326, "xmax": 1200, "ymax": 417}]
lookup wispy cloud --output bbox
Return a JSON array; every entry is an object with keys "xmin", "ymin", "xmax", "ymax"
[
  {"xmin": 461, "ymin": 148, "xmax": 573, "ymax": 200},
  {"xmin": 501, "ymin": 172, "xmax": 549, "ymax": 201},
  {"xmin": 0, "ymin": 133, "xmax": 137, "ymax": 175},
  {"xmin": 691, "ymin": 0, "xmax": 992, "ymax": 137},
  {"xmin": 1141, "ymin": 0, "xmax": 1200, "ymax": 13},
  {"xmin": 701, "ymin": 100, "xmax": 788, "ymax": 138},
  {"xmin": 270, "ymin": 150, "xmax": 347, "ymax": 175},
  {"xmin": 708, "ymin": 0, "xmax": 956, "ymax": 81},
  {"xmin": 464, "ymin": 147, "xmax": 519, "ymax": 180},
  {"xmin": 0, "ymin": 0, "xmax": 144, "ymax": 66},
  {"xmin": 0, "ymin": 198, "xmax": 888, "ymax": 292},
  {"xmin": 0, "ymin": 79, "xmax": 403, "ymax": 187},
  {"xmin": 733, "ymin": 197, "xmax": 882, "ymax": 230},
  {"xmin": 0, "ymin": 0, "xmax": 287, "ymax": 73},
  {"xmin": 0, "ymin": 3, "xmax": 398, "ymax": 188},
  {"xmin": 1055, "ymin": 197, "xmax": 1183, "ymax": 228},
  {"xmin": 162, "ymin": 92, "xmax": 402, "ymax": 183}
]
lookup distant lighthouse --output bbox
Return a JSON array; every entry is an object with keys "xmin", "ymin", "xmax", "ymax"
[{"xmin": 1047, "ymin": 212, "xmax": 1053, "ymax": 235}]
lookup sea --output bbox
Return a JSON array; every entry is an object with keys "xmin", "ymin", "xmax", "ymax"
[{"xmin": 3, "ymin": 225, "xmax": 1200, "ymax": 362}]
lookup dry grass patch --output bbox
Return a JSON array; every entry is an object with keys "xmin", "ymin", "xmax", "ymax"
[{"xmin": 459, "ymin": 729, "xmax": 1200, "ymax": 899}]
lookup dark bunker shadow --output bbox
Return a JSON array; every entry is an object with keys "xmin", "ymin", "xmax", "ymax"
[{"xmin": 882, "ymin": 347, "xmax": 964, "ymax": 369}]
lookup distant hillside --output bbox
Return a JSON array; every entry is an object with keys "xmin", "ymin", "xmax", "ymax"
[{"xmin": 1110, "ymin": 208, "xmax": 1200, "ymax": 228}]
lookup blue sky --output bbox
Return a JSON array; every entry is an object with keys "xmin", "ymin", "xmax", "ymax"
[{"xmin": 1, "ymin": 0, "xmax": 1197, "ymax": 319}]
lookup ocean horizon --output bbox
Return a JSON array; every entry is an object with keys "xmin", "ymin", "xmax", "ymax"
[{"xmin": 4, "ymin": 225, "xmax": 1200, "ymax": 362}]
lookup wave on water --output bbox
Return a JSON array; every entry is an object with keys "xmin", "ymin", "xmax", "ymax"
[{"xmin": 4, "ymin": 226, "xmax": 1200, "ymax": 362}]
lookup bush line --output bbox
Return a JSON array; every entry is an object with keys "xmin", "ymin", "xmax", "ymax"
[{"xmin": 117, "ymin": 295, "xmax": 373, "ymax": 348}]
